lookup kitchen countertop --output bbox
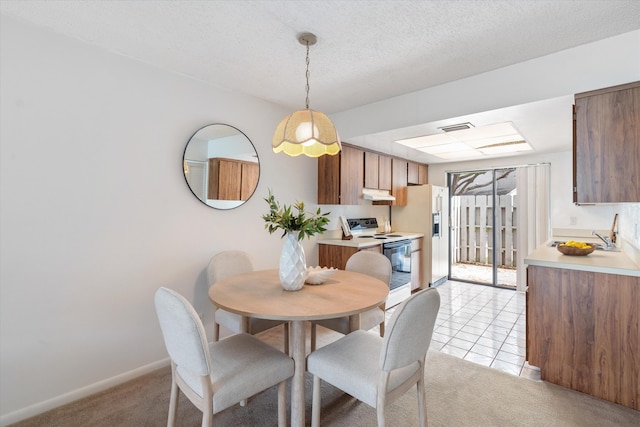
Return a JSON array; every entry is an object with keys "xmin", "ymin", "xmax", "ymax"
[
  {"xmin": 524, "ymin": 238, "xmax": 640, "ymax": 277},
  {"xmin": 318, "ymin": 232, "xmax": 424, "ymax": 249}
]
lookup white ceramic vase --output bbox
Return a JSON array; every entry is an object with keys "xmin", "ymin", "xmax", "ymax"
[{"xmin": 279, "ymin": 232, "xmax": 307, "ymax": 291}]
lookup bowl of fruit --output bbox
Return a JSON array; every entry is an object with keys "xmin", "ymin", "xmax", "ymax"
[{"xmin": 556, "ymin": 240, "xmax": 596, "ymax": 256}]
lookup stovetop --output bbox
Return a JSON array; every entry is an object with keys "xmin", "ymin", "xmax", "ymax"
[
  {"xmin": 347, "ymin": 218, "xmax": 413, "ymax": 242},
  {"xmin": 357, "ymin": 233, "xmax": 405, "ymax": 240}
]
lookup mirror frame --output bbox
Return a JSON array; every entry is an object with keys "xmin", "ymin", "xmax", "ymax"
[{"xmin": 182, "ymin": 124, "xmax": 260, "ymax": 210}]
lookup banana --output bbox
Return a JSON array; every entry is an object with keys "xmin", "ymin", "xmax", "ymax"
[{"xmin": 559, "ymin": 240, "xmax": 592, "ymax": 249}]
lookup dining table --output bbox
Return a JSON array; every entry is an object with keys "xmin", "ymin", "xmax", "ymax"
[{"xmin": 208, "ymin": 268, "xmax": 389, "ymax": 427}]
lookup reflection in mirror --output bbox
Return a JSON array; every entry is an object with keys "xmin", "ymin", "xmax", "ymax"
[{"xmin": 183, "ymin": 124, "xmax": 259, "ymax": 209}]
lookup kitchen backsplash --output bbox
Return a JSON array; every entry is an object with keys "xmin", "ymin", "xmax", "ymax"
[{"xmin": 564, "ymin": 203, "xmax": 640, "ymax": 251}]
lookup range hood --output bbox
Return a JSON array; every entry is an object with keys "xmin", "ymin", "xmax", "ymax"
[{"xmin": 363, "ymin": 188, "xmax": 396, "ymax": 201}]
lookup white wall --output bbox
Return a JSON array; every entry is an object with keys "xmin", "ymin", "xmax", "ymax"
[{"xmin": 0, "ymin": 16, "xmax": 321, "ymax": 423}]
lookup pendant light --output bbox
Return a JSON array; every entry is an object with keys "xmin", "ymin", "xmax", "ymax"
[{"xmin": 272, "ymin": 33, "xmax": 341, "ymax": 157}]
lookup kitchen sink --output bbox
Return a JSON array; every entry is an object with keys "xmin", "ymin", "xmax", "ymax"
[{"xmin": 547, "ymin": 240, "xmax": 620, "ymax": 252}]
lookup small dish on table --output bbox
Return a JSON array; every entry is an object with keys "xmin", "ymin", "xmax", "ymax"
[{"xmin": 305, "ymin": 266, "xmax": 337, "ymax": 285}]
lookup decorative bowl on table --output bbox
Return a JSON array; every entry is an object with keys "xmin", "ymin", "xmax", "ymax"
[
  {"xmin": 556, "ymin": 242, "xmax": 596, "ymax": 256},
  {"xmin": 305, "ymin": 266, "xmax": 337, "ymax": 285}
]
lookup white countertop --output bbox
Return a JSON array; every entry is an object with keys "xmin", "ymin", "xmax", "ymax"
[
  {"xmin": 524, "ymin": 238, "xmax": 640, "ymax": 277},
  {"xmin": 318, "ymin": 232, "xmax": 424, "ymax": 249}
]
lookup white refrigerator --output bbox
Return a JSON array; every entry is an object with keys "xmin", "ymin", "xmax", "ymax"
[{"xmin": 392, "ymin": 185, "xmax": 449, "ymax": 288}]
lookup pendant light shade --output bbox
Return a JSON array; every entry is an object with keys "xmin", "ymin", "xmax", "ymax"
[
  {"xmin": 272, "ymin": 33, "xmax": 341, "ymax": 157},
  {"xmin": 272, "ymin": 109, "xmax": 341, "ymax": 157}
]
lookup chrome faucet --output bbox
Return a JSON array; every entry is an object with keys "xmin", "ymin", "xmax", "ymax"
[{"xmin": 592, "ymin": 231, "xmax": 614, "ymax": 250}]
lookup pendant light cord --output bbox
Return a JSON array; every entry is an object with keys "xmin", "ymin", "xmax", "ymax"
[{"xmin": 304, "ymin": 40, "xmax": 310, "ymax": 110}]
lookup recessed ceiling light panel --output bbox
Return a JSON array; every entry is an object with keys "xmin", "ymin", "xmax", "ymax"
[{"xmin": 394, "ymin": 121, "xmax": 532, "ymax": 160}]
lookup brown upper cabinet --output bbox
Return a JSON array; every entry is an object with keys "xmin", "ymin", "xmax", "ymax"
[
  {"xmin": 364, "ymin": 152, "xmax": 392, "ymax": 190},
  {"xmin": 318, "ymin": 145, "xmax": 364, "ymax": 205},
  {"xmin": 407, "ymin": 161, "xmax": 428, "ymax": 185},
  {"xmin": 318, "ymin": 143, "xmax": 425, "ymax": 206},
  {"xmin": 209, "ymin": 157, "xmax": 259, "ymax": 201},
  {"xmin": 390, "ymin": 158, "xmax": 408, "ymax": 206},
  {"xmin": 372, "ymin": 158, "xmax": 408, "ymax": 206},
  {"xmin": 574, "ymin": 81, "xmax": 640, "ymax": 203}
]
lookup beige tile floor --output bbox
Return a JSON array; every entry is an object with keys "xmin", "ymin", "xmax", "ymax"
[
  {"xmin": 258, "ymin": 279, "xmax": 540, "ymax": 380},
  {"xmin": 418, "ymin": 280, "xmax": 540, "ymax": 380}
]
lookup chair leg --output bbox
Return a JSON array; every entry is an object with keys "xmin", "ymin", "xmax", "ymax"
[
  {"xmin": 201, "ymin": 376, "xmax": 213, "ymax": 427},
  {"xmin": 310, "ymin": 323, "xmax": 317, "ymax": 352},
  {"xmin": 167, "ymin": 373, "xmax": 179, "ymax": 427},
  {"xmin": 284, "ymin": 323, "xmax": 290, "ymax": 355},
  {"xmin": 379, "ymin": 320, "xmax": 385, "ymax": 337},
  {"xmin": 376, "ymin": 372, "xmax": 389, "ymax": 427},
  {"xmin": 277, "ymin": 380, "xmax": 287, "ymax": 427},
  {"xmin": 376, "ymin": 404, "xmax": 386, "ymax": 427},
  {"xmin": 311, "ymin": 375, "xmax": 321, "ymax": 427},
  {"xmin": 202, "ymin": 408, "xmax": 212, "ymax": 427},
  {"xmin": 212, "ymin": 322, "xmax": 220, "ymax": 342},
  {"xmin": 417, "ymin": 375, "xmax": 427, "ymax": 427}
]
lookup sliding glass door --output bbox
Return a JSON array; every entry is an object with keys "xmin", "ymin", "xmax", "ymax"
[{"xmin": 448, "ymin": 168, "xmax": 517, "ymax": 288}]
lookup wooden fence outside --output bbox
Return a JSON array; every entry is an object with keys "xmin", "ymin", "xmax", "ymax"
[{"xmin": 450, "ymin": 194, "xmax": 517, "ymax": 267}]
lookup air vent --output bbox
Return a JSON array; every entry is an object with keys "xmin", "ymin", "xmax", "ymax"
[{"xmin": 438, "ymin": 122, "xmax": 474, "ymax": 132}]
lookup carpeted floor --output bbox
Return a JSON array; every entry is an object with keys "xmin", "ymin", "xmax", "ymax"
[{"xmin": 10, "ymin": 328, "xmax": 639, "ymax": 427}]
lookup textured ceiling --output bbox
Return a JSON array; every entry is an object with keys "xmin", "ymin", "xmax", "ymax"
[{"xmin": 2, "ymin": 0, "xmax": 639, "ymax": 163}]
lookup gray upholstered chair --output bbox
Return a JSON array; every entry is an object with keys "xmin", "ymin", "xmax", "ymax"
[
  {"xmin": 207, "ymin": 250, "xmax": 289, "ymax": 353},
  {"xmin": 307, "ymin": 287, "xmax": 440, "ymax": 427},
  {"xmin": 310, "ymin": 251, "xmax": 390, "ymax": 351},
  {"xmin": 154, "ymin": 287, "xmax": 294, "ymax": 427}
]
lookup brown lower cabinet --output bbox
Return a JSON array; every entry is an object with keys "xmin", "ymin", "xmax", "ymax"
[
  {"xmin": 318, "ymin": 244, "xmax": 381, "ymax": 270},
  {"xmin": 526, "ymin": 265, "xmax": 639, "ymax": 410}
]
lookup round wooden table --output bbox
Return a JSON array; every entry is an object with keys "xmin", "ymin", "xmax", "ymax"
[{"xmin": 209, "ymin": 269, "xmax": 388, "ymax": 427}]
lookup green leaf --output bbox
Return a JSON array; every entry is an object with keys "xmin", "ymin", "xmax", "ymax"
[{"xmin": 261, "ymin": 188, "xmax": 331, "ymax": 240}]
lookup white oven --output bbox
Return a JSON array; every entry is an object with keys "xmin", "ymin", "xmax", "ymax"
[{"xmin": 347, "ymin": 217, "xmax": 413, "ymax": 307}]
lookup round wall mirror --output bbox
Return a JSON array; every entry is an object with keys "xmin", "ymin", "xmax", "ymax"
[{"xmin": 183, "ymin": 124, "xmax": 260, "ymax": 209}]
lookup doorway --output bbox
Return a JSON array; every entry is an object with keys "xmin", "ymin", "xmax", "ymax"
[{"xmin": 448, "ymin": 168, "xmax": 517, "ymax": 288}]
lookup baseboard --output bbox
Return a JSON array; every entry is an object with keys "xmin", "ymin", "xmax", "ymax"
[
  {"xmin": 430, "ymin": 275, "xmax": 448, "ymax": 287},
  {"xmin": 0, "ymin": 357, "xmax": 171, "ymax": 427}
]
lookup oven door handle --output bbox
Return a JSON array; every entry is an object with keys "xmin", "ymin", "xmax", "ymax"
[{"xmin": 383, "ymin": 239, "xmax": 411, "ymax": 249}]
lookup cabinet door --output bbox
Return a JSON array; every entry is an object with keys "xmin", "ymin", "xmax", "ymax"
[
  {"xmin": 574, "ymin": 82, "xmax": 640, "ymax": 203},
  {"xmin": 378, "ymin": 155, "xmax": 392, "ymax": 190},
  {"xmin": 408, "ymin": 162, "xmax": 419, "ymax": 184},
  {"xmin": 319, "ymin": 245, "xmax": 357, "ymax": 270},
  {"xmin": 418, "ymin": 163, "xmax": 428, "ymax": 184},
  {"xmin": 240, "ymin": 162, "xmax": 259, "ymax": 201},
  {"xmin": 365, "ymin": 152, "xmax": 392, "ymax": 190},
  {"xmin": 408, "ymin": 162, "xmax": 428, "ymax": 185},
  {"xmin": 364, "ymin": 152, "xmax": 379, "ymax": 189},
  {"xmin": 527, "ymin": 265, "xmax": 640, "ymax": 410},
  {"xmin": 410, "ymin": 237, "xmax": 423, "ymax": 290},
  {"xmin": 391, "ymin": 158, "xmax": 408, "ymax": 206},
  {"xmin": 317, "ymin": 151, "xmax": 341, "ymax": 204},
  {"xmin": 340, "ymin": 145, "xmax": 364, "ymax": 205},
  {"xmin": 209, "ymin": 158, "xmax": 241, "ymax": 200}
]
